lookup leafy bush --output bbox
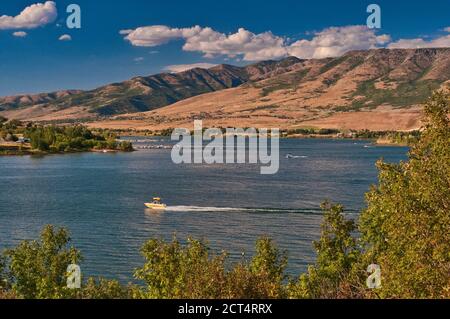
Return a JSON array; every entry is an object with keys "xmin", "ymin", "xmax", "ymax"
[
  {"xmin": 358, "ymin": 91, "xmax": 450, "ymax": 298},
  {"xmin": 118, "ymin": 141, "xmax": 134, "ymax": 151},
  {"xmin": 22, "ymin": 125, "xmax": 133, "ymax": 153},
  {"xmin": 80, "ymin": 277, "xmax": 136, "ymax": 299},
  {"xmin": 288, "ymin": 203, "xmax": 360, "ymax": 298},
  {"xmin": 3, "ymin": 225, "xmax": 82, "ymax": 299},
  {"xmin": 134, "ymin": 236, "xmax": 287, "ymax": 299}
]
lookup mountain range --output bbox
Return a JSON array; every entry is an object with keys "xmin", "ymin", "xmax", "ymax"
[{"xmin": 1, "ymin": 48, "xmax": 449, "ymax": 131}]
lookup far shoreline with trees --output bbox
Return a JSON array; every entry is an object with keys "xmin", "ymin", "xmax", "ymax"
[{"xmin": 0, "ymin": 119, "xmax": 134, "ymax": 156}]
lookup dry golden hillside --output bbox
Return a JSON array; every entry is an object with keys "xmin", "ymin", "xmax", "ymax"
[{"xmin": 2, "ymin": 48, "xmax": 449, "ymax": 131}]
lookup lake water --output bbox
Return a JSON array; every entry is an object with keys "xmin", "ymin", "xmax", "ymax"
[{"xmin": 0, "ymin": 138, "xmax": 408, "ymax": 282}]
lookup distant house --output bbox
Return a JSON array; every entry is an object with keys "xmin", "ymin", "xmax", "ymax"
[{"xmin": 18, "ymin": 137, "xmax": 31, "ymax": 143}]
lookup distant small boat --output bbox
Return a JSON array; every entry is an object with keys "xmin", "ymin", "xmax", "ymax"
[
  {"xmin": 145, "ymin": 197, "xmax": 167, "ymax": 210},
  {"xmin": 286, "ymin": 153, "xmax": 307, "ymax": 159}
]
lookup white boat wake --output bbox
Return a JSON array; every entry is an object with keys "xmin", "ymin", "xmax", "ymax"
[
  {"xmin": 162, "ymin": 206, "xmax": 332, "ymax": 214},
  {"xmin": 285, "ymin": 154, "xmax": 308, "ymax": 159},
  {"xmin": 165, "ymin": 205, "xmax": 242, "ymax": 212}
]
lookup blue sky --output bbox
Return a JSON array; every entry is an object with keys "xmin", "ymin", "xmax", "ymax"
[{"xmin": 0, "ymin": 0, "xmax": 449, "ymax": 96}]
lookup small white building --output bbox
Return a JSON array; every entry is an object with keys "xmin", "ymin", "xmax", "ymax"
[{"xmin": 18, "ymin": 137, "xmax": 31, "ymax": 143}]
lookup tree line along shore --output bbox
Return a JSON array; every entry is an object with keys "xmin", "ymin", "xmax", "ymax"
[
  {"xmin": 87, "ymin": 125, "xmax": 420, "ymax": 146},
  {"xmin": 0, "ymin": 118, "xmax": 417, "ymax": 156},
  {"xmin": 0, "ymin": 117, "xmax": 133, "ymax": 155}
]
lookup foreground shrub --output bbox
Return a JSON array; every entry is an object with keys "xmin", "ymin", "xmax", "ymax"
[
  {"xmin": 134, "ymin": 236, "xmax": 287, "ymax": 299},
  {"xmin": 358, "ymin": 91, "xmax": 450, "ymax": 298},
  {"xmin": 288, "ymin": 203, "xmax": 361, "ymax": 298},
  {"xmin": 3, "ymin": 225, "xmax": 82, "ymax": 299},
  {"xmin": 80, "ymin": 277, "xmax": 137, "ymax": 299}
]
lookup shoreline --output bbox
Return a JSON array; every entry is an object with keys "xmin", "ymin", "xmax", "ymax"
[
  {"xmin": 0, "ymin": 146, "xmax": 134, "ymax": 157},
  {"xmin": 1, "ymin": 135, "xmax": 408, "ymax": 157},
  {"xmin": 119, "ymin": 132, "xmax": 410, "ymax": 147}
]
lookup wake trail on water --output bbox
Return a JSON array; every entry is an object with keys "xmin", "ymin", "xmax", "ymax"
[
  {"xmin": 165, "ymin": 206, "xmax": 242, "ymax": 212},
  {"xmin": 163, "ymin": 206, "xmax": 352, "ymax": 215}
]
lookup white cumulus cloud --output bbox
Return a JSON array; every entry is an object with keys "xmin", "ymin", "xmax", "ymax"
[
  {"xmin": 121, "ymin": 24, "xmax": 450, "ymax": 61},
  {"xmin": 0, "ymin": 1, "xmax": 57, "ymax": 30},
  {"xmin": 122, "ymin": 25, "xmax": 287, "ymax": 61},
  {"xmin": 388, "ymin": 28, "xmax": 450, "ymax": 49},
  {"xmin": 121, "ymin": 24, "xmax": 392, "ymax": 61},
  {"xmin": 287, "ymin": 25, "xmax": 390, "ymax": 59},
  {"xmin": 164, "ymin": 63, "xmax": 218, "ymax": 73},
  {"xmin": 119, "ymin": 29, "xmax": 134, "ymax": 35},
  {"xmin": 58, "ymin": 34, "xmax": 72, "ymax": 41},
  {"xmin": 182, "ymin": 27, "xmax": 287, "ymax": 61},
  {"xmin": 13, "ymin": 31, "xmax": 27, "ymax": 37},
  {"xmin": 121, "ymin": 25, "xmax": 202, "ymax": 47}
]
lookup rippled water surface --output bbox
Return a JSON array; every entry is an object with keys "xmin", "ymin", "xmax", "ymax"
[{"xmin": 0, "ymin": 138, "xmax": 408, "ymax": 281}]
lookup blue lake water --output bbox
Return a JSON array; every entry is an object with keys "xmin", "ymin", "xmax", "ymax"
[{"xmin": 0, "ymin": 138, "xmax": 408, "ymax": 282}]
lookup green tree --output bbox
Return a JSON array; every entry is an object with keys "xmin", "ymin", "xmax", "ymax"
[
  {"xmin": 4, "ymin": 119, "xmax": 22, "ymax": 130},
  {"xmin": 134, "ymin": 236, "xmax": 288, "ymax": 299},
  {"xmin": 23, "ymin": 124, "xmax": 132, "ymax": 152},
  {"xmin": 118, "ymin": 141, "xmax": 134, "ymax": 152},
  {"xmin": 227, "ymin": 237, "xmax": 288, "ymax": 299},
  {"xmin": 80, "ymin": 277, "xmax": 136, "ymax": 299},
  {"xmin": 358, "ymin": 91, "xmax": 450, "ymax": 298},
  {"xmin": 106, "ymin": 138, "xmax": 118, "ymax": 150},
  {"xmin": 135, "ymin": 237, "xmax": 228, "ymax": 299},
  {"xmin": 4, "ymin": 225, "xmax": 82, "ymax": 299},
  {"xmin": 288, "ymin": 203, "xmax": 360, "ymax": 298},
  {"xmin": 0, "ymin": 256, "xmax": 7, "ymax": 289},
  {"xmin": 28, "ymin": 129, "xmax": 51, "ymax": 151}
]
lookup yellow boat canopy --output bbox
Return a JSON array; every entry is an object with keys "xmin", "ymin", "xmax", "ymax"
[{"xmin": 153, "ymin": 197, "xmax": 161, "ymax": 201}]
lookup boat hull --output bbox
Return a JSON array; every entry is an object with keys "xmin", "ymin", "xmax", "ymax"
[{"xmin": 145, "ymin": 203, "xmax": 167, "ymax": 210}]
